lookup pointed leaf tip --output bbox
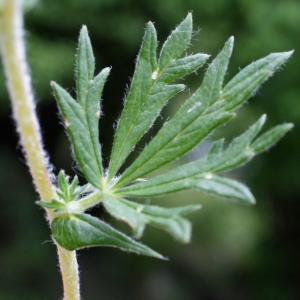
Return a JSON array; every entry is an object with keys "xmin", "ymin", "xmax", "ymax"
[
  {"xmin": 283, "ymin": 50, "xmax": 294, "ymax": 59},
  {"xmin": 158, "ymin": 12, "xmax": 193, "ymax": 71},
  {"xmin": 76, "ymin": 24, "xmax": 95, "ymax": 106},
  {"xmin": 186, "ymin": 12, "xmax": 192, "ymax": 20},
  {"xmin": 108, "ymin": 16, "xmax": 207, "ymax": 182},
  {"xmin": 260, "ymin": 114, "xmax": 267, "ymax": 124},
  {"xmin": 80, "ymin": 25, "xmax": 87, "ymax": 32},
  {"xmin": 225, "ymin": 36, "xmax": 234, "ymax": 50},
  {"xmin": 251, "ymin": 122, "xmax": 294, "ymax": 154}
]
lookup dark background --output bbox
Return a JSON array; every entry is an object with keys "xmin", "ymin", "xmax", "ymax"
[{"xmin": 0, "ymin": 0, "xmax": 299, "ymax": 299}]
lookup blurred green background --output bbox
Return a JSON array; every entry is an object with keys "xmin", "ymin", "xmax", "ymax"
[{"xmin": 0, "ymin": 0, "xmax": 299, "ymax": 299}]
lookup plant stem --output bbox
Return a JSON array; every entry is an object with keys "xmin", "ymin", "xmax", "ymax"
[
  {"xmin": 75, "ymin": 191, "xmax": 102, "ymax": 212},
  {"xmin": 0, "ymin": 1, "xmax": 80, "ymax": 299}
]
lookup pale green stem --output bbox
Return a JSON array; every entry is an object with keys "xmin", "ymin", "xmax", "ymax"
[
  {"xmin": 0, "ymin": 1, "xmax": 80, "ymax": 299},
  {"xmin": 75, "ymin": 191, "xmax": 102, "ymax": 212}
]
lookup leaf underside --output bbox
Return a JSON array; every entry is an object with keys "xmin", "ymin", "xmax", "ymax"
[{"xmin": 102, "ymin": 193, "xmax": 201, "ymax": 243}]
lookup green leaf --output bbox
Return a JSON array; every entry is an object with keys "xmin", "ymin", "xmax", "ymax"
[
  {"xmin": 58, "ymin": 170, "xmax": 69, "ymax": 193},
  {"xmin": 51, "ymin": 16, "xmax": 293, "ymax": 256},
  {"xmin": 118, "ymin": 110, "xmax": 232, "ymax": 188},
  {"xmin": 103, "ymin": 193, "xmax": 146, "ymax": 238},
  {"xmin": 190, "ymin": 175, "xmax": 255, "ymax": 204},
  {"xmin": 51, "ymin": 82, "xmax": 103, "ymax": 189},
  {"xmin": 183, "ymin": 36, "xmax": 234, "ymax": 110},
  {"xmin": 115, "ymin": 44, "xmax": 293, "ymax": 189},
  {"xmin": 107, "ymin": 14, "xmax": 209, "ymax": 181},
  {"xmin": 51, "ymin": 213, "xmax": 165, "ymax": 259},
  {"xmin": 69, "ymin": 176, "xmax": 79, "ymax": 196},
  {"xmin": 159, "ymin": 13, "xmax": 193, "ymax": 71},
  {"xmin": 115, "ymin": 37, "xmax": 234, "ymax": 188},
  {"xmin": 251, "ymin": 123, "xmax": 294, "ymax": 154},
  {"xmin": 102, "ymin": 193, "xmax": 200, "ymax": 243},
  {"xmin": 208, "ymin": 139, "xmax": 224, "ymax": 156},
  {"xmin": 107, "ymin": 22, "xmax": 158, "ymax": 181},
  {"xmin": 76, "ymin": 25, "xmax": 95, "ymax": 106},
  {"xmin": 224, "ymin": 52, "xmax": 293, "ymax": 100},
  {"xmin": 53, "ymin": 27, "xmax": 110, "ymax": 190},
  {"xmin": 118, "ymin": 173, "xmax": 254, "ymax": 204},
  {"xmin": 116, "ymin": 115, "xmax": 274, "ymax": 203},
  {"xmin": 208, "ymin": 114, "xmax": 266, "ymax": 173},
  {"xmin": 120, "ymin": 173, "xmax": 255, "ymax": 204},
  {"xmin": 158, "ymin": 54, "xmax": 209, "ymax": 84},
  {"xmin": 38, "ymin": 199, "xmax": 65, "ymax": 212},
  {"xmin": 56, "ymin": 171, "xmax": 76, "ymax": 202},
  {"xmin": 84, "ymin": 68, "xmax": 110, "ymax": 178},
  {"xmin": 207, "ymin": 51, "xmax": 294, "ymax": 113}
]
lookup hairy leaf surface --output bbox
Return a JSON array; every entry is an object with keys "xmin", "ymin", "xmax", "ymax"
[
  {"xmin": 115, "ymin": 37, "xmax": 234, "ymax": 187},
  {"xmin": 52, "ymin": 83, "xmax": 103, "ymax": 189},
  {"xmin": 107, "ymin": 14, "xmax": 209, "ymax": 181},
  {"xmin": 52, "ymin": 28, "xmax": 110, "ymax": 189},
  {"xmin": 103, "ymin": 193, "xmax": 200, "ymax": 243},
  {"xmin": 51, "ymin": 213, "xmax": 164, "ymax": 258},
  {"xmin": 206, "ymin": 51, "xmax": 294, "ymax": 114},
  {"xmin": 115, "ymin": 44, "xmax": 293, "ymax": 188},
  {"xmin": 118, "ymin": 116, "xmax": 292, "ymax": 203},
  {"xmin": 76, "ymin": 25, "xmax": 95, "ymax": 107},
  {"xmin": 51, "ymin": 13, "xmax": 293, "ymax": 258}
]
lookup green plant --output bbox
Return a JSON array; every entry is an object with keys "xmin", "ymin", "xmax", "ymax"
[{"xmin": 0, "ymin": 2, "xmax": 293, "ymax": 299}]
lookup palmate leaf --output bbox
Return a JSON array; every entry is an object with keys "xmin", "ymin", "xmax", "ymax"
[
  {"xmin": 107, "ymin": 14, "xmax": 209, "ymax": 182},
  {"xmin": 117, "ymin": 115, "xmax": 293, "ymax": 204},
  {"xmin": 51, "ymin": 213, "xmax": 164, "ymax": 259},
  {"xmin": 114, "ymin": 40, "xmax": 293, "ymax": 188},
  {"xmin": 52, "ymin": 27, "xmax": 110, "ymax": 190},
  {"xmin": 102, "ymin": 193, "xmax": 201, "ymax": 243},
  {"xmin": 50, "ymin": 13, "xmax": 293, "ymax": 258}
]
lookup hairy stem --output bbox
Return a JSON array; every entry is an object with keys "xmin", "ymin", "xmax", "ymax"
[
  {"xmin": 76, "ymin": 191, "xmax": 102, "ymax": 212},
  {"xmin": 0, "ymin": 1, "xmax": 80, "ymax": 299}
]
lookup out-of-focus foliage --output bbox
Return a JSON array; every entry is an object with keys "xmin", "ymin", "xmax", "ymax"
[{"xmin": 0, "ymin": 0, "xmax": 299, "ymax": 299}]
